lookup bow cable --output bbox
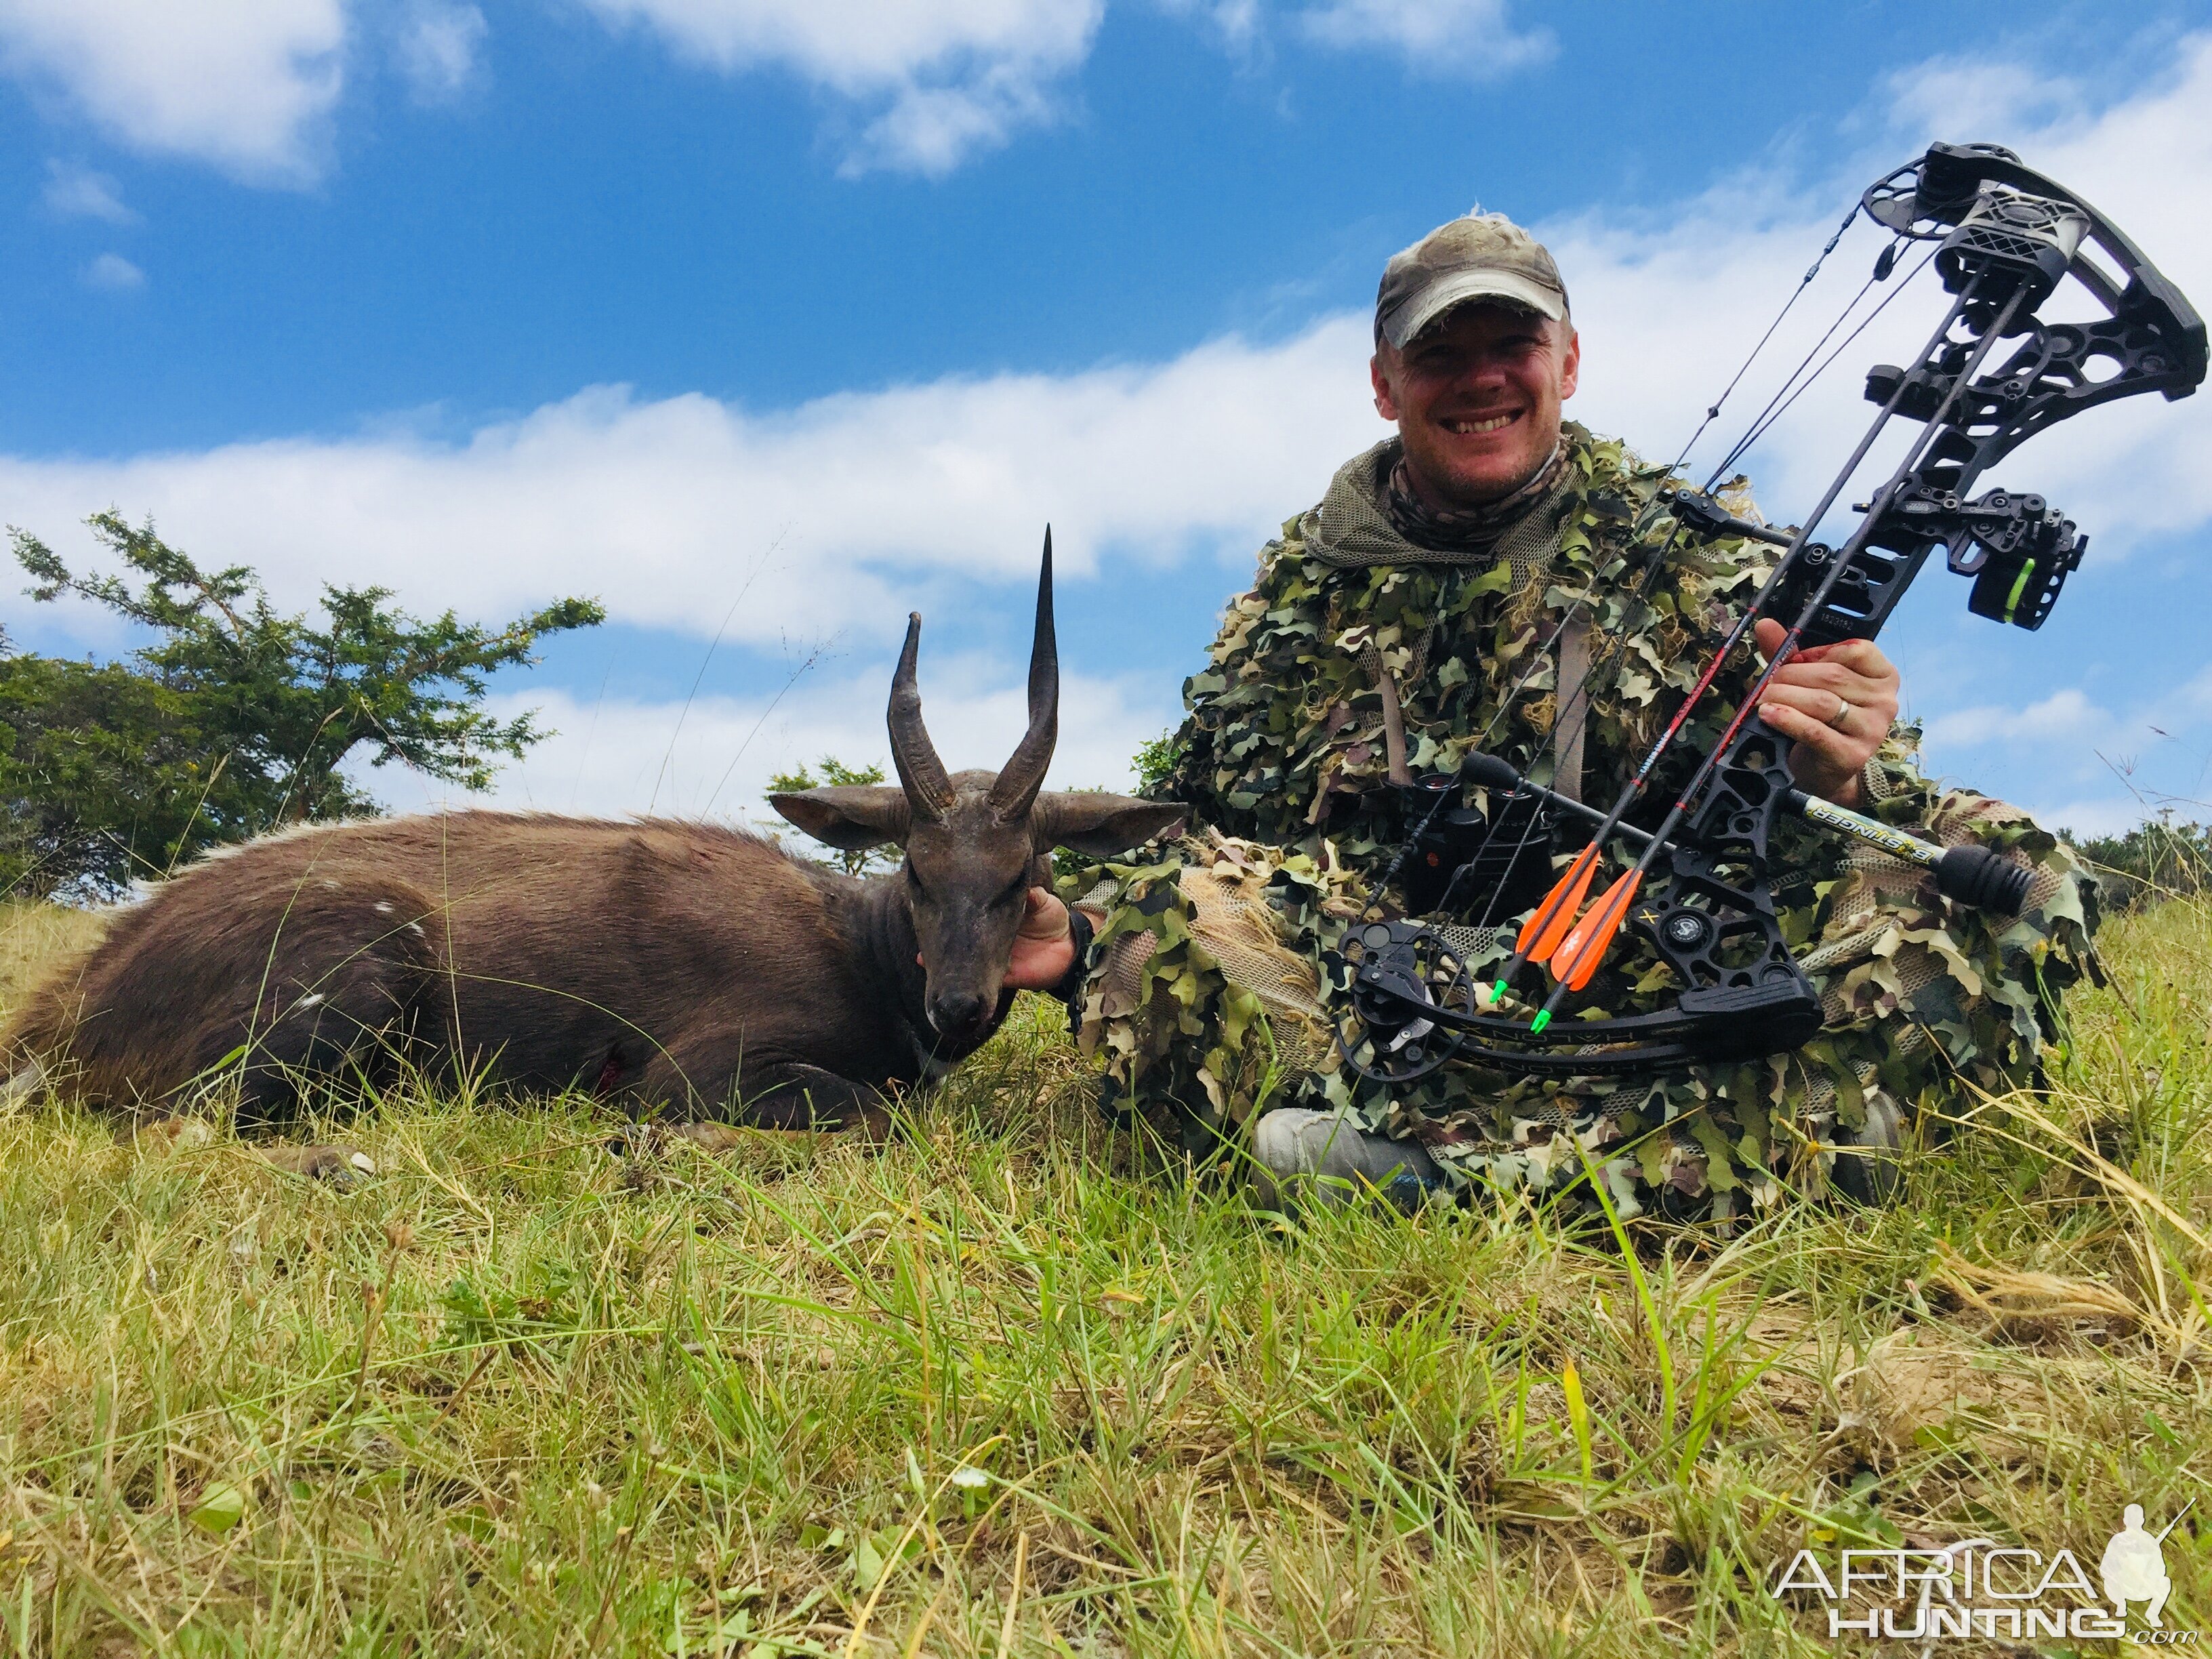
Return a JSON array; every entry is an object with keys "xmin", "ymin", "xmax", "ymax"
[
  {"xmin": 1374, "ymin": 196, "xmax": 1875, "ymax": 916},
  {"xmin": 1462, "ymin": 234, "xmax": 1933, "ymax": 949},
  {"xmin": 1706, "ymin": 239, "xmax": 1936, "ymax": 487},
  {"xmin": 1532, "ymin": 272, "xmax": 2033, "ymax": 1027}
]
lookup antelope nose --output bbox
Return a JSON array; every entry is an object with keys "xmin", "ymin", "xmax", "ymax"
[{"xmin": 928, "ymin": 990, "xmax": 990, "ymax": 1040}]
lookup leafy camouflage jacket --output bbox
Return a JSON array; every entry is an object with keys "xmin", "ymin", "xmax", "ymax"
[
  {"xmin": 1155, "ymin": 422, "xmax": 1847, "ymax": 888},
  {"xmin": 1082, "ymin": 422, "xmax": 2096, "ymax": 1210}
]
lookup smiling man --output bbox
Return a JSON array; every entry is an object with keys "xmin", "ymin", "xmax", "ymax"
[{"xmin": 1014, "ymin": 211, "xmax": 2100, "ymax": 1220}]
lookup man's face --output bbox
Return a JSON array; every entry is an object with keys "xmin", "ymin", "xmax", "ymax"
[{"xmin": 1370, "ymin": 302, "xmax": 1580, "ymax": 508}]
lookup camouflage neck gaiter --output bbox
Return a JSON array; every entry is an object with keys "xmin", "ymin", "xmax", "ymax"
[
  {"xmin": 1385, "ymin": 441, "xmax": 1568, "ymax": 554},
  {"xmin": 1300, "ymin": 426, "xmax": 1592, "ymax": 571}
]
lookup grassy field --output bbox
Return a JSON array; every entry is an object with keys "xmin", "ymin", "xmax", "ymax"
[{"xmin": 0, "ymin": 894, "xmax": 2206, "ymax": 1656}]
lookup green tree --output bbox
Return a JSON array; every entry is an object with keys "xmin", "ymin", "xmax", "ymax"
[
  {"xmin": 2069, "ymin": 811, "xmax": 2212, "ymax": 912},
  {"xmin": 1132, "ymin": 728, "xmax": 1183, "ymax": 796},
  {"xmin": 766, "ymin": 755, "xmax": 895, "ymax": 876},
  {"xmin": 0, "ymin": 513, "xmax": 603, "ymax": 899},
  {"xmin": 0, "ymin": 646, "xmax": 201, "ymax": 900}
]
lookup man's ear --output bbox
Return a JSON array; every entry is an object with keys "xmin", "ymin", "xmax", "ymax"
[
  {"xmin": 1370, "ymin": 350, "xmax": 1400, "ymax": 422},
  {"xmin": 1033, "ymin": 792, "xmax": 1187, "ymax": 857},
  {"xmin": 1558, "ymin": 323, "xmax": 1580, "ymax": 401},
  {"xmin": 770, "ymin": 787, "xmax": 912, "ymax": 851}
]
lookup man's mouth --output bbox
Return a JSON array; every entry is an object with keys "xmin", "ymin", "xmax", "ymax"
[{"xmin": 1441, "ymin": 411, "xmax": 1520, "ymax": 436}]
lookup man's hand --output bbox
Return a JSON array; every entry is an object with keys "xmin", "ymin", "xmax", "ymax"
[
  {"xmin": 1750, "ymin": 617, "xmax": 1899, "ymax": 806},
  {"xmin": 1002, "ymin": 888, "xmax": 1080, "ymax": 990}
]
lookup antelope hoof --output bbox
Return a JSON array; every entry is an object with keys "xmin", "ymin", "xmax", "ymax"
[
  {"xmin": 135, "ymin": 1118, "xmax": 218, "ymax": 1152},
  {"xmin": 602, "ymin": 1122, "xmax": 748, "ymax": 1159},
  {"xmin": 671, "ymin": 1122, "xmax": 752, "ymax": 1155},
  {"xmin": 262, "ymin": 1144, "xmax": 377, "ymax": 1188}
]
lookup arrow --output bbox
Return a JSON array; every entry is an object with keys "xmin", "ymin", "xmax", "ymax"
[
  {"xmin": 1489, "ymin": 844, "xmax": 1600, "ymax": 1004},
  {"xmin": 1540, "ymin": 869, "xmax": 1644, "ymax": 1021},
  {"xmin": 1519, "ymin": 846, "xmax": 1599, "ymax": 962}
]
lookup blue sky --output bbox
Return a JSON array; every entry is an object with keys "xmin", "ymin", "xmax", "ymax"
[{"xmin": 3, "ymin": 0, "xmax": 2210, "ymax": 834}]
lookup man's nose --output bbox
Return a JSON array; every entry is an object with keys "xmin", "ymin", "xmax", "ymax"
[{"xmin": 1455, "ymin": 354, "xmax": 1511, "ymax": 389}]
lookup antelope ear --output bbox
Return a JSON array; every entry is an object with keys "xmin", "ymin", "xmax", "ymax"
[
  {"xmin": 1033, "ymin": 792, "xmax": 1187, "ymax": 857},
  {"xmin": 770, "ymin": 787, "xmax": 912, "ymax": 851}
]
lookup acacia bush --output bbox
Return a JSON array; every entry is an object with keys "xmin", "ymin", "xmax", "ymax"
[{"xmin": 0, "ymin": 513, "xmax": 601, "ymax": 899}]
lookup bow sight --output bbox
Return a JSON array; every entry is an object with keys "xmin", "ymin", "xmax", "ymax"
[{"xmin": 1331, "ymin": 141, "xmax": 2207, "ymax": 1086}]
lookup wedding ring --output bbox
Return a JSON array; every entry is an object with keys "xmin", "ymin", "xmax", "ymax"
[{"xmin": 1827, "ymin": 694, "xmax": 1852, "ymax": 730}]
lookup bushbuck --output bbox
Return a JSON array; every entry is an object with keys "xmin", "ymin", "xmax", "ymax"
[{"xmin": 1, "ymin": 539, "xmax": 1180, "ymax": 1167}]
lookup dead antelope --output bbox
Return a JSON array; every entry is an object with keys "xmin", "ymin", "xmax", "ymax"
[{"xmin": 1, "ymin": 539, "xmax": 1180, "ymax": 1153}]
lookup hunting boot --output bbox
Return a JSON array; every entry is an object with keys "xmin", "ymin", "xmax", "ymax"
[
  {"xmin": 1248, "ymin": 1105, "xmax": 1448, "ymax": 1214},
  {"xmin": 1829, "ymin": 1088, "xmax": 1905, "ymax": 1206}
]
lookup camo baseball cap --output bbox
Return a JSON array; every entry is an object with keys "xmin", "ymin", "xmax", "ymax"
[{"xmin": 1374, "ymin": 211, "xmax": 1569, "ymax": 350}]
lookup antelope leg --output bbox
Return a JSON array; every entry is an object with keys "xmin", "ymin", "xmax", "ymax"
[
  {"xmin": 638, "ymin": 1044, "xmax": 893, "ymax": 1139},
  {"xmin": 259, "ymin": 1143, "xmax": 379, "ymax": 1187}
]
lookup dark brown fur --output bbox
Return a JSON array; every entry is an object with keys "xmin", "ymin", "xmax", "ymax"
[
  {"xmin": 2, "ymin": 806, "xmax": 1132, "ymax": 1129},
  {"xmin": 2, "ymin": 541, "xmax": 1181, "ymax": 1134},
  {"xmin": 6, "ymin": 814, "xmax": 899, "ymax": 1125}
]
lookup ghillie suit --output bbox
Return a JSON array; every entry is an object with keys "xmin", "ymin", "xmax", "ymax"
[{"xmin": 1066, "ymin": 426, "xmax": 2097, "ymax": 1219}]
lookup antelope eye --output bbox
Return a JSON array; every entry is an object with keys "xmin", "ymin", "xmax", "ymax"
[{"xmin": 998, "ymin": 875, "xmax": 1029, "ymax": 907}]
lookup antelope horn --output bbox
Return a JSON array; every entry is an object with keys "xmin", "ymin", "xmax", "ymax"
[
  {"xmin": 989, "ymin": 527, "xmax": 1058, "ymax": 821},
  {"xmin": 887, "ymin": 612, "xmax": 953, "ymax": 820}
]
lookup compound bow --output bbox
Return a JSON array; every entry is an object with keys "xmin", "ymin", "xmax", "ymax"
[{"xmin": 1330, "ymin": 141, "xmax": 2207, "ymax": 1084}]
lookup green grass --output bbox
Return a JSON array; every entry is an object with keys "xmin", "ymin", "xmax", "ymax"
[{"xmin": 0, "ymin": 897, "xmax": 2207, "ymax": 1656}]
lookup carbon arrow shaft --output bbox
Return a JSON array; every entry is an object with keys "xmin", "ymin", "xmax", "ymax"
[
  {"xmin": 1490, "ymin": 279, "xmax": 1979, "ymax": 1013},
  {"xmin": 1527, "ymin": 274, "xmax": 2028, "ymax": 1034}
]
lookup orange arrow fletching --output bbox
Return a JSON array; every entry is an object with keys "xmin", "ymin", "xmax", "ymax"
[
  {"xmin": 1517, "ymin": 846, "xmax": 1599, "ymax": 961},
  {"xmin": 1552, "ymin": 869, "xmax": 1643, "ymax": 991}
]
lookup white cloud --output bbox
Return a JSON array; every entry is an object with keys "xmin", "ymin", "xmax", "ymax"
[
  {"xmin": 0, "ymin": 0, "xmax": 1564, "ymax": 184},
  {"xmin": 1868, "ymin": 56, "xmax": 2082, "ymax": 148},
  {"xmin": 1917, "ymin": 666, "xmax": 2212, "ymax": 833},
  {"xmin": 1297, "ymin": 0, "xmax": 1551, "ymax": 77},
  {"xmin": 1923, "ymin": 689, "xmax": 2107, "ymax": 750},
  {"xmin": 83, "ymin": 251, "xmax": 144, "ymax": 291},
  {"xmin": 578, "ymin": 0, "xmax": 1103, "ymax": 176},
  {"xmin": 1160, "ymin": 0, "xmax": 1261, "ymax": 52},
  {"xmin": 396, "ymin": 1, "xmax": 485, "ymax": 101},
  {"xmin": 0, "ymin": 0, "xmax": 344, "ymax": 183},
  {"xmin": 41, "ymin": 157, "xmax": 134, "ymax": 222},
  {"xmin": 381, "ymin": 660, "xmax": 1171, "ymax": 821},
  {"xmin": 0, "ymin": 319, "xmax": 1378, "ymax": 649},
  {"xmin": 572, "ymin": 0, "xmax": 1559, "ymax": 174}
]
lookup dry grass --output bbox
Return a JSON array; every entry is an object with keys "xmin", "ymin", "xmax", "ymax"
[
  {"xmin": 0, "ymin": 903, "xmax": 104, "ymax": 1012},
  {"xmin": 0, "ymin": 895, "xmax": 2206, "ymax": 1656}
]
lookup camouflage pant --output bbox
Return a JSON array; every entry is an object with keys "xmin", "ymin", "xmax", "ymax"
[{"xmin": 1066, "ymin": 786, "xmax": 2100, "ymax": 1219}]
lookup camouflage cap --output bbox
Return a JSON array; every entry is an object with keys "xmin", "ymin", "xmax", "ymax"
[{"xmin": 1375, "ymin": 211, "xmax": 1569, "ymax": 351}]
